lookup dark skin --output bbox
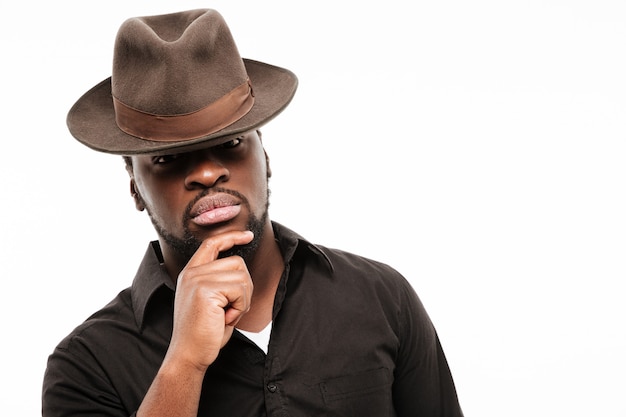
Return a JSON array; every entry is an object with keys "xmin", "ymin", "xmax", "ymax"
[{"xmin": 126, "ymin": 130, "xmax": 284, "ymax": 417}]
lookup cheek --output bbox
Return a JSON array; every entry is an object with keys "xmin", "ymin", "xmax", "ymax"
[
  {"xmin": 234, "ymin": 156, "xmax": 270, "ymax": 212},
  {"xmin": 134, "ymin": 176, "xmax": 181, "ymax": 222},
  {"xmin": 251, "ymin": 155, "xmax": 271, "ymax": 193}
]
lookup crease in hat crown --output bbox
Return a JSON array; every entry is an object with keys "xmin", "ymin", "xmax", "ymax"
[
  {"xmin": 66, "ymin": 8, "xmax": 297, "ymax": 155},
  {"xmin": 111, "ymin": 9, "xmax": 254, "ymax": 142}
]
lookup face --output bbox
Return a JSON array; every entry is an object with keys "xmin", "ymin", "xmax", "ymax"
[{"xmin": 129, "ymin": 130, "xmax": 271, "ymax": 265}]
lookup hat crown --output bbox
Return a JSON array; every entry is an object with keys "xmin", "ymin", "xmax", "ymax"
[
  {"xmin": 112, "ymin": 9, "xmax": 247, "ymax": 115},
  {"xmin": 66, "ymin": 8, "xmax": 297, "ymax": 155}
]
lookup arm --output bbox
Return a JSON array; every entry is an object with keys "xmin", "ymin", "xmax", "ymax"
[
  {"xmin": 137, "ymin": 230, "xmax": 254, "ymax": 417},
  {"xmin": 392, "ymin": 281, "xmax": 464, "ymax": 417}
]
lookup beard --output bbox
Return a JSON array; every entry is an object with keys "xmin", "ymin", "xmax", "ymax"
[{"xmin": 142, "ymin": 187, "xmax": 270, "ymax": 265}]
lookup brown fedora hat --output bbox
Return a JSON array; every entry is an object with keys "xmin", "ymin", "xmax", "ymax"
[{"xmin": 67, "ymin": 9, "xmax": 298, "ymax": 155}]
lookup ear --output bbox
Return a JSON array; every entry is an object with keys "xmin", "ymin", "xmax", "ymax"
[
  {"xmin": 130, "ymin": 179, "xmax": 145, "ymax": 212},
  {"xmin": 257, "ymin": 130, "xmax": 272, "ymax": 178},
  {"xmin": 264, "ymin": 149, "xmax": 272, "ymax": 179}
]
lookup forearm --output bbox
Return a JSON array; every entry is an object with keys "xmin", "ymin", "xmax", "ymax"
[{"xmin": 137, "ymin": 359, "xmax": 206, "ymax": 417}]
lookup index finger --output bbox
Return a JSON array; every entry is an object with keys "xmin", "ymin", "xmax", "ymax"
[{"xmin": 186, "ymin": 230, "xmax": 254, "ymax": 268}]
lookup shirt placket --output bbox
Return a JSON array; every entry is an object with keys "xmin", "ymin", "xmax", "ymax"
[{"xmin": 263, "ymin": 350, "xmax": 289, "ymax": 417}]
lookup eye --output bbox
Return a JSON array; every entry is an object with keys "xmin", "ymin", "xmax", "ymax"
[
  {"xmin": 152, "ymin": 154, "xmax": 181, "ymax": 164},
  {"xmin": 219, "ymin": 137, "xmax": 242, "ymax": 149}
]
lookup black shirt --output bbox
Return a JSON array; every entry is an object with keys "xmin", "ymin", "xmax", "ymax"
[{"xmin": 43, "ymin": 223, "xmax": 463, "ymax": 416}]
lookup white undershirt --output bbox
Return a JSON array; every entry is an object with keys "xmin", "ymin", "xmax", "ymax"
[{"xmin": 238, "ymin": 322, "xmax": 272, "ymax": 354}]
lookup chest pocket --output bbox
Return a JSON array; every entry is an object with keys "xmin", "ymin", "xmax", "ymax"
[{"xmin": 319, "ymin": 368, "xmax": 395, "ymax": 416}]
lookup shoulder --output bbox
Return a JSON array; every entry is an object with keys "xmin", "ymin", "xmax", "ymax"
[
  {"xmin": 317, "ymin": 245, "xmax": 409, "ymax": 287},
  {"xmin": 304, "ymin": 245, "xmax": 425, "ymax": 314},
  {"xmin": 42, "ymin": 288, "xmax": 158, "ymax": 415},
  {"xmin": 51, "ymin": 288, "xmax": 134, "ymax": 354}
]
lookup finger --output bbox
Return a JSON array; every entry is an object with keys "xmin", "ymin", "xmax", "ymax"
[
  {"xmin": 223, "ymin": 281, "xmax": 252, "ymax": 325},
  {"xmin": 186, "ymin": 230, "xmax": 254, "ymax": 268}
]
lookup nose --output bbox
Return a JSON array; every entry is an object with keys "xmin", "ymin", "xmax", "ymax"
[{"xmin": 184, "ymin": 152, "xmax": 230, "ymax": 189}]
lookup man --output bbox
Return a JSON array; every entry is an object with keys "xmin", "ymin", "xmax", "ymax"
[{"xmin": 43, "ymin": 9, "xmax": 463, "ymax": 417}]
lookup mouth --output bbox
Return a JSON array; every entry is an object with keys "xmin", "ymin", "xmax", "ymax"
[{"xmin": 189, "ymin": 193, "xmax": 242, "ymax": 227}]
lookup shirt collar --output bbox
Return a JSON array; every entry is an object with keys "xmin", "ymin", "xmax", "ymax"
[
  {"xmin": 130, "ymin": 222, "xmax": 333, "ymax": 329},
  {"xmin": 131, "ymin": 241, "xmax": 175, "ymax": 329},
  {"xmin": 272, "ymin": 221, "xmax": 334, "ymax": 272}
]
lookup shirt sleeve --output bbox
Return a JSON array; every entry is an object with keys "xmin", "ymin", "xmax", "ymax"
[
  {"xmin": 391, "ymin": 279, "xmax": 464, "ymax": 417},
  {"xmin": 42, "ymin": 340, "xmax": 133, "ymax": 417}
]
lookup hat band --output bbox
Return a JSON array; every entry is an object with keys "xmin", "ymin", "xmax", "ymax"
[{"xmin": 113, "ymin": 79, "xmax": 254, "ymax": 142}]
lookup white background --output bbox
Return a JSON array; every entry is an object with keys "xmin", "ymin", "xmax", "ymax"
[{"xmin": 2, "ymin": 1, "xmax": 625, "ymax": 416}]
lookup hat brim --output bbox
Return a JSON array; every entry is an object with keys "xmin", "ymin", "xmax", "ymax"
[{"xmin": 67, "ymin": 59, "xmax": 298, "ymax": 155}]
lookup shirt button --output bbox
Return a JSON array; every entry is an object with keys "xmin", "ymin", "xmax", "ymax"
[{"xmin": 267, "ymin": 383, "xmax": 278, "ymax": 393}]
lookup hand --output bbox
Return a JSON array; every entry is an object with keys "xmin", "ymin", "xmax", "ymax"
[{"xmin": 164, "ymin": 230, "xmax": 255, "ymax": 373}]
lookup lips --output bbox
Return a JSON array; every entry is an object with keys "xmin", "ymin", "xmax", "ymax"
[{"xmin": 189, "ymin": 193, "xmax": 242, "ymax": 226}]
